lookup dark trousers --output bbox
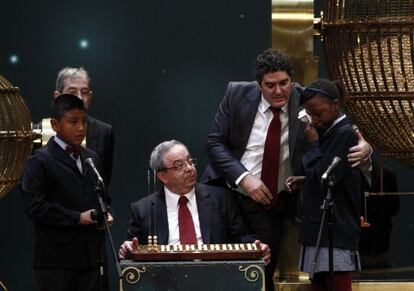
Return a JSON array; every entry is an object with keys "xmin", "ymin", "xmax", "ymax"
[
  {"xmin": 237, "ymin": 193, "xmax": 286, "ymax": 291},
  {"xmin": 35, "ymin": 268, "xmax": 102, "ymax": 291}
]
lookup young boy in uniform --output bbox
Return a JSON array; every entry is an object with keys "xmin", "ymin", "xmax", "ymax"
[{"xmin": 21, "ymin": 94, "xmax": 112, "ymax": 291}]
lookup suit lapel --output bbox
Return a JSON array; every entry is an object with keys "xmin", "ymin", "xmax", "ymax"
[
  {"xmin": 195, "ymin": 184, "xmax": 213, "ymax": 244},
  {"xmin": 80, "ymin": 150, "xmax": 95, "ymax": 179},
  {"xmin": 86, "ymin": 116, "xmax": 97, "ymax": 150},
  {"xmin": 154, "ymin": 190, "xmax": 169, "ymax": 245},
  {"xmin": 288, "ymin": 85, "xmax": 303, "ymax": 157},
  {"xmin": 321, "ymin": 116, "xmax": 352, "ymax": 143},
  {"xmin": 238, "ymin": 84, "xmax": 262, "ymax": 157},
  {"xmin": 48, "ymin": 139, "xmax": 83, "ymax": 177}
]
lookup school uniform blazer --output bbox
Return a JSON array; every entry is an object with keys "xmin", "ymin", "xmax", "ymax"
[
  {"xmin": 36, "ymin": 115, "xmax": 114, "ymax": 185},
  {"xmin": 21, "ymin": 138, "xmax": 108, "ymax": 269},
  {"xmin": 299, "ymin": 117, "xmax": 362, "ymax": 250},
  {"xmin": 126, "ymin": 183, "xmax": 257, "ymax": 244}
]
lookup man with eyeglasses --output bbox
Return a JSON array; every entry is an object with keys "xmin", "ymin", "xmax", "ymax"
[
  {"xmin": 118, "ymin": 140, "xmax": 271, "ymax": 264},
  {"xmin": 37, "ymin": 67, "xmax": 115, "ymax": 185}
]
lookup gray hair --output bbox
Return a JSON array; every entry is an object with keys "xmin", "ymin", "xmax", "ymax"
[
  {"xmin": 149, "ymin": 140, "xmax": 186, "ymax": 172},
  {"xmin": 55, "ymin": 67, "xmax": 91, "ymax": 91}
]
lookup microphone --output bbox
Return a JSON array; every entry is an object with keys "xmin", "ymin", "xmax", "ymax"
[
  {"xmin": 321, "ymin": 156, "xmax": 341, "ymax": 180},
  {"xmin": 85, "ymin": 158, "xmax": 104, "ymax": 184}
]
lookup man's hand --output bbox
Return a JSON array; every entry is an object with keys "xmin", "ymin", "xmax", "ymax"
[
  {"xmin": 360, "ymin": 216, "xmax": 371, "ymax": 228},
  {"xmin": 118, "ymin": 237, "xmax": 139, "ymax": 259},
  {"xmin": 254, "ymin": 240, "xmax": 271, "ymax": 265},
  {"xmin": 348, "ymin": 130, "xmax": 373, "ymax": 168},
  {"xmin": 79, "ymin": 209, "xmax": 97, "ymax": 225},
  {"xmin": 239, "ymin": 174, "xmax": 273, "ymax": 205},
  {"xmin": 285, "ymin": 176, "xmax": 306, "ymax": 193}
]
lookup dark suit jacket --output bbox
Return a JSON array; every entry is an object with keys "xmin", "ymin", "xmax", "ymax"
[
  {"xmin": 35, "ymin": 115, "xmax": 114, "ymax": 185},
  {"xmin": 21, "ymin": 138, "xmax": 109, "ymax": 269},
  {"xmin": 126, "ymin": 183, "xmax": 256, "ymax": 244},
  {"xmin": 299, "ymin": 117, "xmax": 362, "ymax": 250},
  {"xmin": 359, "ymin": 155, "xmax": 399, "ymax": 255},
  {"xmin": 201, "ymin": 81, "xmax": 305, "ymax": 186},
  {"xmin": 201, "ymin": 81, "xmax": 306, "ymax": 217},
  {"xmin": 86, "ymin": 116, "xmax": 114, "ymax": 185}
]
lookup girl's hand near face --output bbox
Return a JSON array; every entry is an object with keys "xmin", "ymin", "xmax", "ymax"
[{"xmin": 304, "ymin": 122, "xmax": 319, "ymax": 142}]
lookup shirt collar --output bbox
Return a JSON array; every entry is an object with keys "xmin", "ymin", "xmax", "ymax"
[
  {"xmin": 54, "ymin": 135, "xmax": 69, "ymax": 151},
  {"xmin": 164, "ymin": 186, "xmax": 196, "ymax": 207},
  {"xmin": 259, "ymin": 94, "xmax": 288, "ymax": 115},
  {"xmin": 325, "ymin": 114, "xmax": 346, "ymax": 134}
]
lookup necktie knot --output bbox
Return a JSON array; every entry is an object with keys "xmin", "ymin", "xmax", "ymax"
[
  {"xmin": 178, "ymin": 195, "xmax": 188, "ymax": 206},
  {"xmin": 269, "ymin": 107, "xmax": 281, "ymax": 116},
  {"xmin": 65, "ymin": 145, "xmax": 81, "ymax": 159}
]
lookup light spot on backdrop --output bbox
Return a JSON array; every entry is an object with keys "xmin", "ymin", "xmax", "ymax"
[
  {"xmin": 9, "ymin": 54, "xmax": 19, "ymax": 65},
  {"xmin": 79, "ymin": 39, "xmax": 89, "ymax": 49}
]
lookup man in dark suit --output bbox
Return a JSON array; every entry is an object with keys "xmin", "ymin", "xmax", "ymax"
[
  {"xmin": 359, "ymin": 154, "xmax": 399, "ymax": 269},
  {"xmin": 37, "ymin": 67, "xmax": 115, "ymax": 185},
  {"xmin": 118, "ymin": 140, "xmax": 270, "ymax": 264},
  {"xmin": 53, "ymin": 67, "xmax": 114, "ymax": 185},
  {"xmin": 201, "ymin": 48, "xmax": 372, "ymax": 290},
  {"xmin": 21, "ymin": 94, "xmax": 113, "ymax": 291}
]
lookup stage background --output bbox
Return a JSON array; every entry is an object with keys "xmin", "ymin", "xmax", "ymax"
[{"xmin": 0, "ymin": 1, "xmax": 413, "ymax": 290}]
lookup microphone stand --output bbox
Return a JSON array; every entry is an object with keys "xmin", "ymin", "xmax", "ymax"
[
  {"xmin": 310, "ymin": 174, "xmax": 336, "ymax": 291},
  {"xmin": 93, "ymin": 179, "xmax": 122, "ymax": 288}
]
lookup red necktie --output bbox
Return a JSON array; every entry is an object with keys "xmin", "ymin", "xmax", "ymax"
[
  {"xmin": 261, "ymin": 107, "xmax": 281, "ymax": 209},
  {"xmin": 178, "ymin": 196, "xmax": 197, "ymax": 244}
]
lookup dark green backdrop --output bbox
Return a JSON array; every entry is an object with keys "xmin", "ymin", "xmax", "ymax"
[
  {"xmin": 1, "ymin": 1, "xmax": 413, "ymax": 290},
  {"xmin": 0, "ymin": 1, "xmax": 271, "ymax": 290}
]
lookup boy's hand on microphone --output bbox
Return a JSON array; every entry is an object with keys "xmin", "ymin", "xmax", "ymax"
[{"xmin": 79, "ymin": 209, "xmax": 97, "ymax": 225}]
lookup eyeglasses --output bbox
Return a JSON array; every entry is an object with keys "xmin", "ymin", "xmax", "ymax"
[
  {"xmin": 67, "ymin": 89, "xmax": 92, "ymax": 98},
  {"xmin": 160, "ymin": 158, "xmax": 197, "ymax": 172}
]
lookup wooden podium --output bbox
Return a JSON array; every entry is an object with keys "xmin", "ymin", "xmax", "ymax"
[{"xmin": 120, "ymin": 259, "xmax": 265, "ymax": 291}]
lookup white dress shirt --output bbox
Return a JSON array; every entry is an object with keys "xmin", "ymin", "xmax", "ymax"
[
  {"xmin": 236, "ymin": 96, "xmax": 292, "ymax": 194},
  {"xmin": 164, "ymin": 187, "xmax": 203, "ymax": 245}
]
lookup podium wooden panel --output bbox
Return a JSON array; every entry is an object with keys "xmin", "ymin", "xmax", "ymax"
[{"xmin": 120, "ymin": 259, "xmax": 265, "ymax": 291}]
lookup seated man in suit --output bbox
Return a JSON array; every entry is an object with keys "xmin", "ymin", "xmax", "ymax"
[{"xmin": 118, "ymin": 140, "xmax": 270, "ymax": 264}]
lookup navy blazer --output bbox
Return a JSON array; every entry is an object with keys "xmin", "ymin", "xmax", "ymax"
[
  {"xmin": 35, "ymin": 115, "xmax": 114, "ymax": 185},
  {"xmin": 201, "ymin": 81, "xmax": 306, "ymax": 187},
  {"xmin": 299, "ymin": 117, "xmax": 362, "ymax": 250},
  {"xmin": 21, "ymin": 138, "xmax": 109, "ymax": 269},
  {"xmin": 126, "ymin": 183, "xmax": 256, "ymax": 244}
]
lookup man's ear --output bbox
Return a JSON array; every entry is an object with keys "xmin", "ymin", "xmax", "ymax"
[
  {"xmin": 156, "ymin": 171, "xmax": 168, "ymax": 185},
  {"xmin": 53, "ymin": 91, "xmax": 60, "ymax": 98},
  {"xmin": 50, "ymin": 118, "xmax": 59, "ymax": 132}
]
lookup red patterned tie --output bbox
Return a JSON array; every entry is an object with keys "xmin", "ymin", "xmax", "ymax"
[
  {"xmin": 178, "ymin": 196, "xmax": 197, "ymax": 244},
  {"xmin": 261, "ymin": 107, "xmax": 281, "ymax": 209}
]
